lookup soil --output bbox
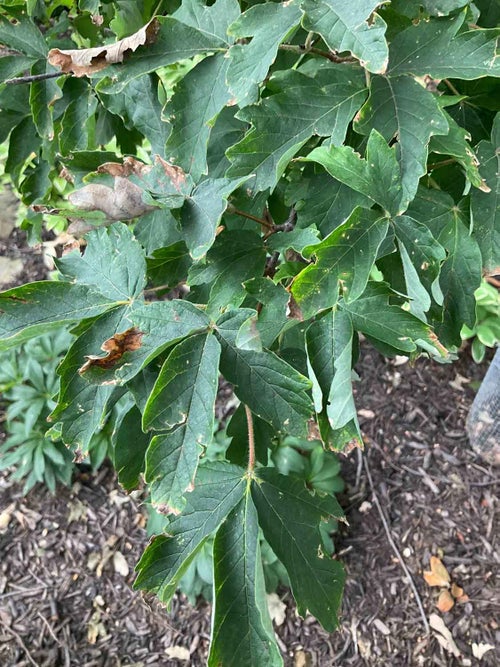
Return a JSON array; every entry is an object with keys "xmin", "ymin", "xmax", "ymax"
[{"xmin": 0, "ymin": 229, "xmax": 499, "ymax": 667}]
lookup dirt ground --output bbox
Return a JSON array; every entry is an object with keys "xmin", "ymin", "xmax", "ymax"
[{"xmin": 0, "ymin": 227, "xmax": 499, "ymax": 667}]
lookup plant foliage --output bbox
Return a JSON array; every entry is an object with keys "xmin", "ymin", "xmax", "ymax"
[{"xmin": 0, "ymin": 0, "xmax": 499, "ymax": 662}]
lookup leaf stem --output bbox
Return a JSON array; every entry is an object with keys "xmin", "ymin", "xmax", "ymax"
[
  {"xmin": 279, "ymin": 43, "xmax": 355, "ymax": 64},
  {"xmin": 443, "ymin": 79, "xmax": 461, "ymax": 96},
  {"xmin": 245, "ymin": 404, "xmax": 255, "ymax": 474},
  {"xmin": 6, "ymin": 71, "xmax": 65, "ymax": 85},
  {"xmin": 427, "ymin": 158, "xmax": 457, "ymax": 170},
  {"xmin": 227, "ymin": 205, "xmax": 274, "ymax": 230}
]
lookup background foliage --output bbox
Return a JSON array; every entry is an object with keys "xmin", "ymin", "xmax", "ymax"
[{"xmin": 0, "ymin": 1, "xmax": 499, "ymax": 664}]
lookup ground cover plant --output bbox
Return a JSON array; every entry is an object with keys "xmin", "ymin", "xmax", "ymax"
[{"xmin": 0, "ymin": 1, "xmax": 499, "ymax": 664}]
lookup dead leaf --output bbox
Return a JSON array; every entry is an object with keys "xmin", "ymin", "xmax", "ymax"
[
  {"xmin": 266, "ymin": 593, "xmax": 286, "ymax": 626},
  {"xmin": 68, "ymin": 178, "xmax": 156, "ymax": 222},
  {"xmin": 113, "ymin": 551, "xmax": 129, "ymax": 577},
  {"xmin": 286, "ymin": 293, "xmax": 304, "ymax": 321},
  {"xmin": 471, "ymin": 642, "xmax": 495, "ymax": 660},
  {"xmin": 79, "ymin": 327, "xmax": 144, "ymax": 374},
  {"xmin": 449, "ymin": 373, "xmax": 470, "ymax": 392},
  {"xmin": 373, "ymin": 618, "xmax": 391, "ymax": 635},
  {"xmin": 48, "ymin": 19, "xmax": 160, "ymax": 76},
  {"xmin": 165, "ymin": 646, "xmax": 190, "ymax": 661},
  {"xmin": 0, "ymin": 504, "xmax": 14, "ymax": 530},
  {"xmin": 67, "ymin": 499, "xmax": 88, "ymax": 524},
  {"xmin": 423, "ymin": 556, "xmax": 451, "ymax": 587},
  {"xmin": 429, "ymin": 613, "xmax": 461, "ymax": 658},
  {"xmin": 307, "ymin": 418, "xmax": 321, "ymax": 441},
  {"xmin": 437, "ymin": 589, "xmax": 454, "ymax": 613},
  {"xmin": 451, "ymin": 582, "xmax": 469, "ymax": 604},
  {"xmin": 294, "ymin": 650, "xmax": 312, "ymax": 667},
  {"xmin": 87, "ymin": 609, "xmax": 107, "ymax": 644}
]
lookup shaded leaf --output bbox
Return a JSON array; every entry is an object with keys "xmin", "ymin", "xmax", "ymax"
[
  {"xmin": 251, "ymin": 468, "xmax": 345, "ymax": 632},
  {"xmin": 355, "ymin": 75, "xmax": 449, "ymax": 203},
  {"xmin": 227, "ymin": 65, "xmax": 367, "ymax": 192},
  {"xmin": 112, "ymin": 404, "xmax": 150, "ymax": 491},
  {"xmin": 134, "ymin": 462, "xmax": 246, "ymax": 604},
  {"xmin": 0, "ymin": 14, "xmax": 48, "ymax": 59},
  {"xmin": 209, "ymin": 494, "xmax": 282, "ymax": 667}
]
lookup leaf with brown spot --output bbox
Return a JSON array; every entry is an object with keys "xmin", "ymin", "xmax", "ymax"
[
  {"xmin": 68, "ymin": 178, "xmax": 157, "ymax": 222},
  {"xmin": 423, "ymin": 556, "xmax": 451, "ymax": 587},
  {"xmin": 48, "ymin": 19, "xmax": 160, "ymax": 77},
  {"xmin": 79, "ymin": 327, "xmax": 144, "ymax": 374},
  {"xmin": 437, "ymin": 589, "xmax": 454, "ymax": 613}
]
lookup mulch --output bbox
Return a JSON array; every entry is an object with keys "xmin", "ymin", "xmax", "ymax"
[{"xmin": 0, "ymin": 228, "xmax": 499, "ymax": 667}]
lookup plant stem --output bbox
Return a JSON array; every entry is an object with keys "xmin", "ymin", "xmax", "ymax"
[
  {"xmin": 279, "ymin": 43, "xmax": 355, "ymax": 63},
  {"xmin": 443, "ymin": 78, "xmax": 461, "ymax": 96},
  {"xmin": 6, "ymin": 71, "xmax": 65, "ymax": 85},
  {"xmin": 427, "ymin": 158, "xmax": 457, "ymax": 170},
  {"xmin": 245, "ymin": 404, "xmax": 255, "ymax": 474},
  {"xmin": 228, "ymin": 205, "xmax": 274, "ymax": 230}
]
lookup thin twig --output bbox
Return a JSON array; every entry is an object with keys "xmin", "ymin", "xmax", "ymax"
[
  {"xmin": 228, "ymin": 205, "xmax": 274, "ymax": 230},
  {"xmin": 6, "ymin": 71, "xmax": 64, "ymax": 85},
  {"xmin": 443, "ymin": 79, "xmax": 461, "ymax": 96},
  {"xmin": 427, "ymin": 158, "xmax": 457, "ymax": 170},
  {"xmin": 36, "ymin": 612, "xmax": 64, "ymax": 647},
  {"xmin": 279, "ymin": 43, "xmax": 356, "ymax": 63},
  {"xmin": 363, "ymin": 455, "xmax": 430, "ymax": 635},
  {"xmin": 245, "ymin": 405, "xmax": 255, "ymax": 474},
  {"xmin": 142, "ymin": 284, "xmax": 172, "ymax": 295},
  {"xmin": 0, "ymin": 619, "xmax": 39, "ymax": 666}
]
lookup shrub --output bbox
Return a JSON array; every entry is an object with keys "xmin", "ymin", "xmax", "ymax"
[{"xmin": 0, "ymin": 1, "xmax": 499, "ymax": 663}]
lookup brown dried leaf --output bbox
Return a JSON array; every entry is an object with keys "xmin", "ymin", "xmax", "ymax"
[
  {"xmin": 437, "ymin": 589, "xmax": 455, "ymax": 613},
  {"xmin": 48, "ymin": 19, "xmax": 160, "ymax": 77},
  {"xmin": 451, "ymin": 582, "xmax": 469, "ymax": 603},
  {"xmin": 79, "ymin": 327, "xmax": 144, "ymax": 374},
  {"xmin": 68, "ymin": 177, "xmax": 156, "ymax": 221},
  {"xmin": 423, "ymin": 556, "xmax": 451, "ymax": 587}
]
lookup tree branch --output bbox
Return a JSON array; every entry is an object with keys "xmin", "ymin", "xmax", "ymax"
[{"xmin": 6, "ymin": 71, "xmax": 66, "ymax": 85}]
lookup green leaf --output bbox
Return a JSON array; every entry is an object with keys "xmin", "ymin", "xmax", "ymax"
[
  {"xmin": 100, "ymin": 0, "xmax": 237, "ymax": 93},
  {"xmin": 146, "ymin": 242, "xmax": 191, "ymax": 289},
  {"xmin": 301, "ymin": 0, "xmax": 389, "ymax": 74},
  {"xmin": 82, "ymin": 299, "xmax": 210, "ymax": 385},
  {"xmin": 0, "ymin": 15, "xmax": 48, "ymax": 59},
  {"xmin": 0, "ymin": 282, "xmax": 116, "ymax": 352},
  {"xmin": 304, "ymin": 130, "xmax": 405, "ymax": 216},
  {"xmin": 429, "ymin": 109, "xmax": 486, "ymax": 190},
  {"xmin": 306, "ymin": 309, "xmax": 360, "ymax": 432},
  {"xmin": 388, "ymin": 12, "xmax": 500, "ymax": 79},
  {"xmin": 355, "ymin": 75, "xmax": 449, "ymax": 203},
  {"xmin": 164, "ymin": 53, "xmax": 231, "ymax": 180},
  {"xmin": 290, "ymin": 171, "xmax": 372, "ymax": 238},
  {"xmin": 243, "ymin": 278, "xmax": 291, "ymax": 348},
  {"xmin": 226, "ymin": 0, "xmax": 302, "ymax": 107},
  {"xmin": 471, "ymin": 113, "xmax": 500, "ymax": 271},
  {"xmin": 0, "ymin": 54, "xmax": 38, "ymax": 82},
  {"xmin": 5, "ymin": 116, "xmax": 40, "ymax": 187},
  {"xmin": 420, "ymin": 0, "xmax": 470, "ymax": 15},
  {"xmin": 216, "ymin": 311, "xmax": 313, "ymax": 436},
  {"xmin": 180, "ymin": 177, "xmax": 244, "ymax": 260},
  {"xmin": 29, "ymin": 61, "xmax": 62, "ymax": 139},
  {"xmin": 209, "ymin": 493, "xmax": 282, "ymax": 667},
  {"xmin": 226, "ymin": 64, "xmax": 367, "ymax": 192},
  {"xmin": 340, "ymin": 282, "xmax": 445, "ymax": 354},
  {"xmin": 143, "ymin": 333, "xmax": 220, "ymax": 512},
  {"xmin": 98, "ymin": 74, "xmax": 171, "ymax": 156},
  {"xmin": 291, "ymin": 208, "xmax": 389, "ymax": 319},
  {"xmin": 59, "ymin": 79, "xmax": 97, "ymax": 155},
  {"xmin": 56, "ymin": 224, "xmax": 146, "ymax": 301},
  {"xmin": 226, "ymin": 403, "xmax": 272, "ymax": 466},
  {"xmin": 435, "ymin": 215, "xmax": 483, "ymax": 345},
  {"xmin": 393, "ymin": 215, "xmax": 446, "ymax": 312},
  {"xmin": 188, "ymin": 230, "xmax": 266, "ymax": 317},
  {"xmin": 112, "ymin": 404, "xmax": 150, "ymax": 491},
  {"xmin": 134, "ymin": 462, "xmax": 246, "ymax": 604},
  {"xmin": 251, "ymin": 467, "xmax": 345, "ymax": 632},
  {"xmin": 135, "ymin": 208, "xmax": 183, "ymax": 254}
]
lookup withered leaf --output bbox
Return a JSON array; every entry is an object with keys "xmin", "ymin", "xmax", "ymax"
[
  {"xmin": 48, "ymin": 19, "xmax": 160, "ymax": 77},
  {"xmin": 79, "ymin": 327, "xmax": 144, "ymax": 374},
  {"xmin": 436, "ymin": 589, "xmax": 454, "ymax": 613},
  {"xmin": 68, "ymin": 178, "xmax": 157, "ymax": 222},
  {"xmin": 423, "ymin": 556, "xmax": 451, "ymax": 588},
  {"xmin": 451, "ymin": 582, "xmax": 469, "ymax": 603}
]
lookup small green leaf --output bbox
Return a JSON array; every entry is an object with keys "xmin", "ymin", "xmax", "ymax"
[
  {"xmin": 304, "ymin": 130, "xmax": 405, "ymax": 216},
  {"xmin": 0, "ymin": 15, "xmax": 48, "ymax": 59},
  {"xmin": 56, "ymin": 224, "xmax": 147, "ymax": 301},
  {"xmin": 29, "ymin": 61, "xmax": 62, "ymax": 139},
  {"xmin": 355, "ymin": 75, "xmax": 449, "ymax": 203},
  {"xmin": 209, "ymin": 493, "xmax": 283, "ymax": 667},
  {"xmin": 301, "ymin": 0, "xmax": 389, "ymax": 74},
  {"xmin": 243, "ymin": 278, "xmax": 291, "ymax": 348},
  {"xmin": 98, "ymin": 74, "xmax": 171, "ymax": 156},
  {"xmin": 58, "ymin": 79, "xmax": 97, "ymax": 155},
  {"xmin": 292, "ymin": 208, "xmax": 389, "ymax": 319},
  {"xmin": 134, "ymin": 462, "xmax": 246, "ymax": 604},
  {"xmin": 226, "ymin": 0, "xmax": 302, "ymax": 106},
  {"xmin": 112, "ymin": 404, "xmax": 150, "ymax": 491},
  {"xmin": 251, "ymin": 468, "xmax": 345, "ymax": 632}
]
